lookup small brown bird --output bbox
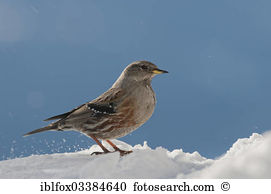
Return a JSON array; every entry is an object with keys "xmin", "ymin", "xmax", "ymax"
[{"xmin": 24, "ymin": 61, "xmax": 168, "ymax": 156}]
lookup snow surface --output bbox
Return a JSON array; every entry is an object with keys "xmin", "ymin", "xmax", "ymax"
[{"xmin": 0, "ymin": 131, "xmax": 271, "ymax": 178}]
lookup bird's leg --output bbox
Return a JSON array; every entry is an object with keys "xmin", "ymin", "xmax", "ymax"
[
  {"xmin": 89, "ymin": 135, "xmax": 110, "ymax": 155},
  {"xmin": 106, "ymin": 140, "xmax": 133, "ymax": 156}
]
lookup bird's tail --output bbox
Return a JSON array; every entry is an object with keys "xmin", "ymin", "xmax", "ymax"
[{"xmin": 23, "ymin": 124, "xmax": 58, "ymax": 137}]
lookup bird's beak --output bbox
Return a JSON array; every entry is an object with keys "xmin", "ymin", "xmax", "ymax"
[{"xmin": 152, "ymin": 68, "xmax": 169, "ymax": 74}]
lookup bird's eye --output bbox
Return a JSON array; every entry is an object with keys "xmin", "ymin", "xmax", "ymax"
[{"xmin": 141, "ymin": 65, "xmax": 148, "ymax": 70}]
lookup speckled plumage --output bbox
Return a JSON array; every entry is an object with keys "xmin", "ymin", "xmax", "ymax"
[{"xmin": 24, "ymin": 61, "xmax": 168, "ymax": 156}]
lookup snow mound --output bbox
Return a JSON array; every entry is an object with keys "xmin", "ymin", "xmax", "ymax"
[{"xmin": 0, "ymin": 131, "xmax": 271, "ymax": 178}]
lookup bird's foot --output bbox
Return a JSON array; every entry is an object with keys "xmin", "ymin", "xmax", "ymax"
[
  {"xmin": 91, "ymin": 151, "xmax": 108, "ymax": 156},
  {"xmin": 113, "ymin": 147, "xmax": 133, "ymax": 156},
  {"xmin": 117, "ymin": 149, "xmax": 133, "ymax": 156},
  {"xmin": 90, "ymin": 150, "xmax": 132, "ymax": 156}
]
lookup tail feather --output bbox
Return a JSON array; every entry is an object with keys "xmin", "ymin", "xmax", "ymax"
[{"xmin": 23, "ymin": 125, "xmax": 57, "ymax": 137}]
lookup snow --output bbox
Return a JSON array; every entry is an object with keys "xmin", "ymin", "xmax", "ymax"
[{"xmin": 0, "ymin": 131, "xmax": 271, "ymax": 178}]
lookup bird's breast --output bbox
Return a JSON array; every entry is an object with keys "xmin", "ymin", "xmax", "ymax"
[{"xmin": 132, "ymin": 85, "xmax": 156, "ymax": 125}]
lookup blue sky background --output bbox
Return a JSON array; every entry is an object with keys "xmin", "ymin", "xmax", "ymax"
[{"xmin": 1, "ymin": 0, "xmax": 271, "ymax": 160}]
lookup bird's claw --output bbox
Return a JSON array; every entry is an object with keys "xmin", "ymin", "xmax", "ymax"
[
  {"xmin": 91, "ymin": 151, "xmax": 107, "ymax": 156},
  {"xmin": 118, "ymin": 150, "xmax": 133, "ymax": 156},
  {"xmin": 91, "ymin": 150, "xmax": 132, "ymax": 156}
]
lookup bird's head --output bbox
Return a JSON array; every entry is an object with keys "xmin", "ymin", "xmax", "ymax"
[
  {"xmin": 123, "ymin": 61, "xmax": 168, "ymax": 82},
  {"xmin": 112, "ymin": 61, "xmax": 168, "ymax": 88}
]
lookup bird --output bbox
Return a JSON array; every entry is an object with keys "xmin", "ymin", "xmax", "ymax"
[{"xmin": 24, "ymin": 61, "xmax": 168, "ymax": 156}]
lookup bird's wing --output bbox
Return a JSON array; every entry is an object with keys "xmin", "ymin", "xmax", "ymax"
[
  {"xmin": 67, "ymin": 88, "xmax": 125, "ymax": 119},
  {"xmin": 45, "ymin": 88, "xmax": 125, "ymax": 122},
  {"xmin": 91, "ymin": 87, "xmax": 125, "ymax": 104},
  {"xmin": 44, "ymin": 103, "xmax": 85, "ymax": 121}
]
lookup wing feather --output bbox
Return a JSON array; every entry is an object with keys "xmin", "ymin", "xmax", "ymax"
[
  {"xmin": 44, "ymin": 104, "xmax": 85, "ymax": 121},
  {"xmin": 46, "ymin": 88, "xmax": 125, "ymax": 122}
]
